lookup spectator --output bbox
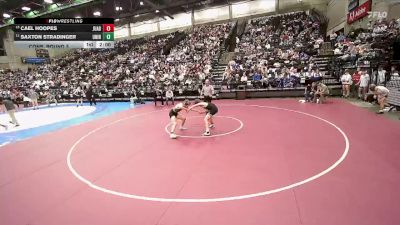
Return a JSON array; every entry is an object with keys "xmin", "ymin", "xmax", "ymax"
[
  {"xmin": 86, "ymin": 86, "xmax": 96, "ymax": 106},
  {"xmin": 240, "ymin": 74, "xmax": 248, "ymax": 84},
  {"xmin": 0, "ymin": 97, "xmax": 20, "ymax": 127},
  {"xmin": 376, "ymin": 67, "xmax": 386, "ymax": 85},
  {"xmin": 369, "ymin": 84, "xmax": 389, "ymax": 114},
  {"xmin": 358, "ymin": 70, "xmax": 370, "ymax": 100},
  {"xmin": 165, "ymin": 88, "xmax": 174, "ymax": 105},
  {"xmin": 352, "ymin": 68, "xmax": 362, "ymax": 98},
  {"xmin": 304, "ymin": 83, "xmax": 313, "ymax": 102},
  {"xmin": 314, "ymin": 82, "xmax": 329, "ymax": 104},
  {"xmin": 154, "ymin": 87, "xmax": 164, "ymax": 106},
  {"xmin": 340, "ymin": 70, "xmax": 352, "ymax": 98},
  {"xmin": 28, "ymin": 89, "xmax": 39, "ymax": 110},
  {"xmin": 202, "ymin": 79, "xmax": 214, "ymax": 103}
]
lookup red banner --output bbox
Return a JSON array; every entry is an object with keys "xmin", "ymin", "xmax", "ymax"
[{"xmin": 347, "ymin": 0, "xmax": 371, "ymax": 24}]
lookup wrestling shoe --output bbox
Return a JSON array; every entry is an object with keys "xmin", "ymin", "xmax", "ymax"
[
  {"xmin": 376, "ymin": 110, "xmax": 384, "ymax": 114},
  {"xmin": 209, "ymin": 124, "xmax": 215, "ymax": 129},
  {"xmin": 179, "ymin": 127, "xmax": 188, "ymax": 130},
  {"xmin": 170, "ymin": 133, "xmax": 177, "ymax": 139},
  {"xmin": 202, "ymin": 131, "xmax": 211, "ymax": 136}
]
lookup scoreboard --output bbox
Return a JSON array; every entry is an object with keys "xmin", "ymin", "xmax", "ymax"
[{"xmin": 13, "ymin": 18, "xmax": 114, "ymax": 49}]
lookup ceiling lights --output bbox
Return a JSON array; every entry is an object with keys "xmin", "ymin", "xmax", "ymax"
[
  {"xmin": 22, "ymin": 7, "xmax": 31, "ymax": 11},
  {"xmin": 93, "ymin": 11, "xmax": 101, "ymax": 16},
  {"xmin": 140, "ymin": 1, "xmax": 144, "ymax": 6},
  {"xmin": 3, "ymin": 13, "xmax": 11, "ymax": 18},
  {"xmin": 44, "ymin": 0, "xmax": 53, "ymax": 3},
  {"xmin": 155, "ymin": 9, "xmax": 159, "ymax": 13},
  {"xmin": 115, "ymin": 6, "xmax": 123, "ymax": 11}
]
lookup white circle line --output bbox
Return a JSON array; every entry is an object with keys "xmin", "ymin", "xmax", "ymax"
[
  {"xmin": 67, "ymin": 104, "xmax": 350, "ymax": 203},
  {"xmin": 164, "ymin": 115, "xmax": 243, "ymax": 138}
]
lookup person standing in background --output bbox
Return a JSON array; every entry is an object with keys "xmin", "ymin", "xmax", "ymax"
[
  {"xmin": 201, "ymin": 79, "xmax": 214, "ymax": 103},
  {"xmin": 74, "ymin": 87, "xmax": 84, "ymax": 107},
  {"xmin": 154, "ymin": 86, "xmax": 164, "ymax": 106},
  {"xmin": 358, "ymin": 70, "xmax": 370, "ymax": 100},
  {"xmin": 376, "ymin": 67, "xmax": 386, "ymax": 85},
  {"xmin": 86, "ymin": 86, "xmax": 96, "ymax": 106},
  {"xmin": 340, "ymin": 70, "xmax": 352, "ymax": 98},
  {"xmin": 0, "ymin": 97, "xmax": 20, "ymax": 127},
  {"xmin": 28, "ymin": 88, "xmax": 39, "ymax": 110},
  {"xmin": 352, "ymin": 68, "xmax": 361, "ymax": 98},
  {"xmin": 45, "ymin": 90, "xmax": 58, "ymax": 107},
  {"xmin": 10, "ymin": 89, "xmax": 20, "ymax": 109},
  {"xmin": 165, "ymin": 88, "xmax": 174, "ymax": 105}
]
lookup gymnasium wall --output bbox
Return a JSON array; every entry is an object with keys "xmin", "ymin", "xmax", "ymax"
[
  {"xmin": 122, "ymin": 0, "xmax": 276, "ymax": 38},
  {"xmin": 326, "ymin": 0, "xmax": 347, "ymax": 34},
  {"xmin": 278, "ymin": 0, "xmax": 328, "ymax": 14},
  {"xmin": 327, "ymin": 0, "xmax": 400, "ymax": 35}
]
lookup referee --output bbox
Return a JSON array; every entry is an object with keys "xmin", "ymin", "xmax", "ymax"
[{"xmin": 202, "ymin": 79, "xmax": 214, "ymax": 103}]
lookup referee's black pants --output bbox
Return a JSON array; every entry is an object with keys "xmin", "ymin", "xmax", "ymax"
[
  {"xmin": 154, "ymin": 96, "xmax": 164, "ymax": 106},
  {"xmin": 204, "ymin": 96, "xmax": 212, "ymax": 103},
  {"xmin": 88, "ymin": 96, "xmax": 96, "ymax": 106}
]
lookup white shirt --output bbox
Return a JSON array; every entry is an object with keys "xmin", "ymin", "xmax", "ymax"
[
  {"xmin": 341, "ymin": 74, "xmax": 352, "ymax": 84},
  {"xmin": 166, "ymin": 90, "xmax": 174, "ymax": 98},
  {"xmin": 377, "ymin": 70, "xmax": 386, "ymax": 84},
  {"xmin": 241, "ymin": 76, "xmax": 248, "ymax": 82},
  {"xmin": 202, "ymin": 85, "xmax": 214, "ymax": 97},
  {"xmin": 359, "ymin": 74, "xmax": 369, "ymax": 87},
  {"xmin": 375, "ymin": 86, "xmax": 389, "ymax": 97}
]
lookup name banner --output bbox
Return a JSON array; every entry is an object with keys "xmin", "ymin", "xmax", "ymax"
[
  {"xmin": 21, "ymin": 57, "xmax": 50, "ymax": 64},
  {"xmin": 347, "ymin": 0, "xmax": 371, "ymax": 24}
]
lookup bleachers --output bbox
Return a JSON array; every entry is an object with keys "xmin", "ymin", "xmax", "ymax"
[{"xmin": 387, "ymin": 80, "xmax": 400, "ymax": 108}]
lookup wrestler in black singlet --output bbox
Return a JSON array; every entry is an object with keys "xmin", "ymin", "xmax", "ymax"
[
  {"xmin": 169, "ymin": 103, "xmax": 184, "ymax": 118},
  {"xmin": 205, "ymin": 102, "xmax": 218, "ymax": 115}
]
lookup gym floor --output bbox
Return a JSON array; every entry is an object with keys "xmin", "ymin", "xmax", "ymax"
[{"xmin": 1, "ymin": 99, "xmax": 399, "ymax": 225}]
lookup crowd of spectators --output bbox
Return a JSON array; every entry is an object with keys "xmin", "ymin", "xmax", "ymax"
[
  {"xmin": 332, "ymin": 18, "xmax": 400, "ymax": 69},
  {"xmin": 0, "ymin": 22, "xmax": 232, "ymax": 103},
  {"xmin": 222, "ymin": 11, "xmax": 324, "ymax": 89},
  {"xmin": 333, "ymin": 18, "xmax": 400, "ymax": 100}
]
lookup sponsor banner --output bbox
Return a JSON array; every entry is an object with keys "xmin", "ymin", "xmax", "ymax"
[
  {"xmin": 347, "ymin": 0, "xmax": 371, "ymax": 24},
  {"xmin": 21, "ymin": 57, "xmax": 50, "ymax": 64}
]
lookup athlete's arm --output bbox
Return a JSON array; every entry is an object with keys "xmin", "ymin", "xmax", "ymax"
[{"xmin": 188, "ymin": 102, "xmax": 207, "ymax": 111}]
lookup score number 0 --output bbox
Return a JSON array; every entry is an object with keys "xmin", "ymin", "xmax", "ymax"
[{"xmin": 103, "ymin": 24, "xmax": 114, "ymax": 32}]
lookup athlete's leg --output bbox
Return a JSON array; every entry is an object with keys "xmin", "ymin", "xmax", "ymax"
[
  {"xmin": 203, "ymin": 114, "xmax": 211, "ymax": 135},
  {"xmin": 169, "ymin": 116, "xmax": 178, "ymax": 138},
  {"xmin": 170, "ymin": 116, "xmax": 177, "ymax": 134},
  {"xmin": 177, "ymin": 115, "xmax": 187, "ymax": 129},
  {"xmin": 377, "ymin": 96, "xmax": 386, "ymax": 113},
  {"xmin": 208, "ymin": 116, "xmax": 214, "ymax": 128}
]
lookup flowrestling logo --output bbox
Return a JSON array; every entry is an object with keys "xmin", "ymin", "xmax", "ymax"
[
  {"xmin": 347, "ymin": 0, "xmax": 371, "ymax": 24},
  {"xmin": 367, "ymin": 11, "xmax": 388, "ymax": 19}
]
